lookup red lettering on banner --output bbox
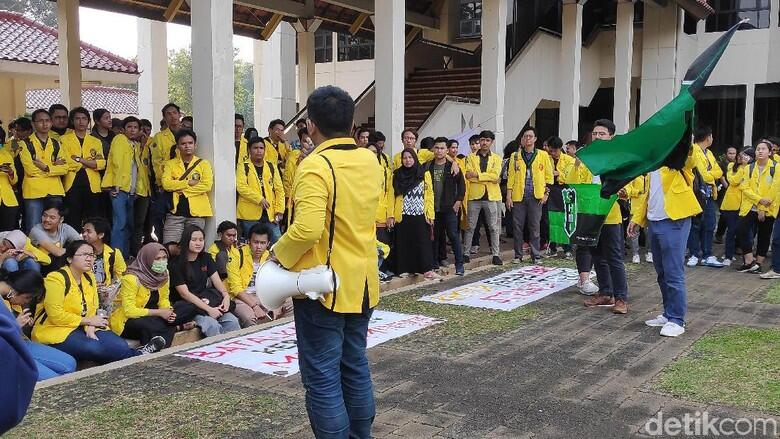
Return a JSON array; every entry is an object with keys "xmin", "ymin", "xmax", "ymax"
[
  {"xmin": 214, "ymin": 345, "xmax": 246, "ymax": 354},
  {"xmin": 181, "ymin": 350, "xmax": 225, "ymax": 359},
  {"xmin": 264, "ymin": 354, "xmax": 298, "ymax": 368}
]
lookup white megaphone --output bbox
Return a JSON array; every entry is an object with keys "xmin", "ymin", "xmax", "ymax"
[{"xmin": 254, "ymin": 261, "xmax": 339, "ymax": 310}]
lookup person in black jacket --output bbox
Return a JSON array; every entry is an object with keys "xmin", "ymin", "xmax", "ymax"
[{"xmin": 428, "ymin": 137, "xmax": 466, "ymax": 275}]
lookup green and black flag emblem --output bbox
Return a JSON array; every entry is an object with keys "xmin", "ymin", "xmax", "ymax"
[{"xmin": 548, "ymin": 184, "xmax": 617, "ymax": 246}]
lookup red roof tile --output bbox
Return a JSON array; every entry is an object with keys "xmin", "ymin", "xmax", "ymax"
[
  {"xmin": 26, "ymin": 86, "xmax": 138, "ymax": 115},
  {"xmin": 0, "ymin": 10, "xmax": 138, "ymax": 74}
]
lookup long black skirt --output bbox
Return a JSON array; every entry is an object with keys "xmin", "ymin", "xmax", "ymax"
[{"xmin": 391, "ymin": 214, "xmax": 434, "ymax": 275}]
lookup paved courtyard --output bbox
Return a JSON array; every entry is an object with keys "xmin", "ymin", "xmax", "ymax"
[{"xmin": 11, "ymin": 252, "xmax": 780, "ymax": 439}]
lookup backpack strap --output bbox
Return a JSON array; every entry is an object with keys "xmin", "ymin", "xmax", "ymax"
[
  {"xmin": 108, "ymin": 249, "xmax": 116, "ymax": 279},
  {"xmin": 51, "ymin": 138, "xmax": 60, "ymax": 160},
  {"xmin": 23, "ymin": 139, "xmax": 36, "ymax": 160},
  {"xmin": 179, "ymin": 159, "xmax": 203, "ymax": 181}
]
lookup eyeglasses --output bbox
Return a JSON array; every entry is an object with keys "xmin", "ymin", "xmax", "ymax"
[{"xmin": 75, "ymin": 253, "xmax": 96, "ymax": 259}]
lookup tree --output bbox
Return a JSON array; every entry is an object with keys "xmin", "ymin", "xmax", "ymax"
[
  {"xmin": 0, "ymin": 0, "xmax": 57, "ymax": 27},
  {"xmin": 167, "ymin": 47, "xmax": 255, "ymax": 127}
]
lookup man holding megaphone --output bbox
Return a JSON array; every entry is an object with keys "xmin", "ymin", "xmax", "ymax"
[{"xmin": 270, "ymin": 86, "xmax": 383, "ymax": 439}]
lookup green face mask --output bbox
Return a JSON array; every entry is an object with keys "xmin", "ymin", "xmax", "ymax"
[{"xmin": 151, "ymin": 260, "xmax": 168, "ymax": 274}]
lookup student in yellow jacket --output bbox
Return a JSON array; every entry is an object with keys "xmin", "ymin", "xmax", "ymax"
[
  {"xmin": 735, "ymin": 141, "xmax": 777, "ymax": 273},
  {"xmin": 719, "ymin": 150, "xmax": 749, "ymax": 265},
  {"xmin": 687, "ymin": 127, "xmax": 725, "ymax": 268},
  {"xmin": 463, "ymin": 130, "xmax": 503, "ymax": 264},
  {"xmin": 0, "ymin": 144, "xmax": 19, "ymax": 231},
  {"xmin": 446, "ymin": 139, "xmax": 470, "ymax": 230},
  {"xmin": 161, "ymin": 129, "xmax": 213, "ymax": 245},
  {"xmin": 234, "ymin": 114, "xmax": 249, "ymax": 165},
  {"xmin": 19, "ymin": 109, "xmax": 68, "ymax": 232},
  {"xmin": 33, "ymin": 240, "xmax": 164, "ymax": 363},
  {"xmin": 81, "ymin": 218, "xmax": 126, "ymax": 310},
  {"xmin": 624, "ymin": 174, "xmax": 652, "ymax": 264},
  {"xmin": 367, "ymin": 143, "xmax": 394, "ymax": 247},
  {"xmin": 392, "ymin": 129, "xmax": 435, "ymax": 170},
  {"xmin": 283, "ymin": 128, "xmax": 315, "ymax": 222},
  {"xmin": 629, "ymin": 142, "xmax": 703, "ymax": 337},
  {"xmin": 263, "ymin": 119, "xmax": 291, "ymax": 169},
  {"xmin": 110, "ymin": 242, "xmax": 192, "ymax": 348},
  {"xmin": 0, "ymin": 229, "xmax": 50, "ymax": 272},
  {"xmin": 225, "ymin": 223, "xmax": 276, "ymax": 327},
  {"xmin": 150, "ymin": 103, "xmax": 182, "ymax": 189},
  {"xmin": 236, "ymin": 137, "xmax": 285, "ymax": 243},
  {"xmin": 270, "ymin": 87, "xmax": 382, "ymax": 436}
]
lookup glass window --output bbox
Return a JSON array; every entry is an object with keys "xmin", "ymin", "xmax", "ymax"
[
  {"xmin": 337, "ymin": 33, "xmax": 374, "ymax": 62},
  {"xmin": 459, "ymin": 0, "xmax": 482, "ymax": 38},
  {"xmin": 705, "ymin": 0, "xmax": 770, "ymax": 32},
  {"xmin": 753, "ymin": 83, "xmax": 780, "ymax": 144},
  {"xmin": 695, "ymin": 85, "xmax": 746, "ymax": 153},
  {"xmin": 315, "ymin": 29, "xmax": 333, "ymax": 63}
]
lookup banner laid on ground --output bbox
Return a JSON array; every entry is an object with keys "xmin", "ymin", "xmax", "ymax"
[
  {"xmin": 177, "ymin": 310, "xmax": 443, "ymax": 377},
  {"xmin": 419, "ymin": 265, "xmax": 578, "ymax": 311}
]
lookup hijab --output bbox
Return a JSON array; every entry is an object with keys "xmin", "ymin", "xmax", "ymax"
[
  {"xmin": 393, "ymin": 149, "xmax": 425, "ymax": 195},
  {"xmin": 125, "ymin": 242, "xmax": 168, "ymax": 290}
]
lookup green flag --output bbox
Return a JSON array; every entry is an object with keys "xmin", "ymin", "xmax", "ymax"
[
  {"xmin": 577, "ymin": 19, "xmax": 747, "ymax": 196},
  {"xmin": 548, "ymin": 184, "xmax": 617, "ymax": 246}
]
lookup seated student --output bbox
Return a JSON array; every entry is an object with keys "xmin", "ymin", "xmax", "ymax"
[
  {"xmin": 110, "ymin": 243, "xmax": 196, "ymax": 348},
  {"xmin": 1, "ymin": 269, "xmax": 76, "ymax": 380},
  {"xmin": 207, "ymin": 221, "xmax": 240, "ymax": 281},
  {"xmin": 28, "ymin": 199, "xmax": 82, "ymax": 273},
  {"xmin": 31, "ymin": 240, "xmax": 165, "ymax": 364},
  {"xmin": 81, "ymin": 217, "xmax": 127, "ymax": 310},
  {"xmin": 226, "ymin": 224, "xmax": 285, "ymax": 327},
  {"xmin": 169, "ymin": 225, "xmax": 240, "ymax": 337},
  {"xmin": 0, "ymin": 229, "xmax": 49, "ymax": 272}
]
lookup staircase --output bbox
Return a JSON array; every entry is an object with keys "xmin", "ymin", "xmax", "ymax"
[{"xmin": 364, "ymin": 66, "xmax": 481, "ymax": 132}]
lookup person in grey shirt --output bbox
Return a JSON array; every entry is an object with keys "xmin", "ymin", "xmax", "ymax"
[{"xmin": 28, "ymin": 199, "xmax": 81, "ymax": 273}]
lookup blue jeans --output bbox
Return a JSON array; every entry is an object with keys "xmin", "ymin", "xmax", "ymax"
[
  {"xmin": 590, "ymin": 224, "xmax": 628, "ymax": 300},
  {"xmin": 721, "ymin": 210, "xmax": 739, "ymax": 259},
  {"xmin": 294, "ymin": 297, "xmax": 375, "ymax": 439},
  {"xmin": 433, "ymin": 209, "xmax": 464, "ymax": 269},
  {"xmin": 50, "ymin": 327, "xmax": 139, "ymax": 364},
  {"xmin": 111, "ymin": 191, "xmax": 134, "ymax": 256},
  {"xmin": 687, "ymin": 197, "xmax": 716, "ymax": 259},
  {"xmin": 648, "ymin": 217, "xmax": 691, "ymax": 326},
  {"xmin": 23, "ymin": 196, "xmax": 62, "ymax": 233},
  {"xmin": 238, "ymin": 214, "xmax": 282, "ymax": 244},
  {"xmin": 771, "ymin": 218, "xmax": 780, "ymax": 272},
  {"xmin": 2, "ymin": 257, "xmax": 41, "ymax": 273},
  {"xmin": 25, "ymin": 341, "xmax": 76, "ymax": 381}
]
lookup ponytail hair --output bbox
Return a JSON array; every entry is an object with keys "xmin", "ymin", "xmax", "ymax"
[{"xmin": 0, "ymin": 268, "xmax": 45, "ymax": 300}]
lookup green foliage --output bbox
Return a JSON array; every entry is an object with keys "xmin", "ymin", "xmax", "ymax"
[
  {"xmin": 0, "ymin": 0, "xmax": 56, "ymax": 27},
  {"xmin": 765, "ymin": 282, "xmax": 780, "ymax": 304}
]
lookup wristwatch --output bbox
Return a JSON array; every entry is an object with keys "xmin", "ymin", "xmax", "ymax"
[{"xmin": 75, "ymin": 157, "xmax": 82, "ymax": 163}]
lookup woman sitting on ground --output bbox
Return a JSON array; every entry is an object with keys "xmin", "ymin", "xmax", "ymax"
[
  {"xmin": 169, "ymin": 225, "xmax": 240, "ymax": 337},
  {"xmin": 31, "ymin": 240, "xmax": 165, "ymax": 364},
  {"xmin": 110, "ymin": 242, "xmax": 197, "ymax": 348},
  {"xmin": 1, "ymin": 269, "xmax": 76, "ymax": 380}
]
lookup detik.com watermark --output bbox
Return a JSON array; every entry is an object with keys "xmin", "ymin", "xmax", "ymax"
[{"xmin": 644, "ymin": 411, "xmax": 778, "ymax": 436}]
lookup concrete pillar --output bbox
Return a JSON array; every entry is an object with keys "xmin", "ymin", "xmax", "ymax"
[
  {"xmin": 375, "ymin": 0, "xmax": 405, "ymax": 156},
  {"xmin": 294, "ymin": 19, "xmax": 321, "ymax": 108},
  {"xmin": 56, "ymin": 0, "xmax": 81, "ymax": 108},
  {"xmin": 628, "ymin": 84, "xmax": 638, "ymax": 130},
  {"xmin": 639, "ymin": 3, "xmax": 680, "ymax": 122},
  {"xmin": 772, "ymin": 0, "xmax": 780, "ymax": 29},
  {"xmin": 559, "ymin": 1, "xmax": 583, "ymax": 141},
  {"xmin": 480, "ymin": 0, "xmax": 508, "ymax": 150},
  {"xmin": 254, "ymin": 23, "xmax": 297, "ymax": 132},
  {"xmin": 613, "ymin": 1, "xmax": 634, "ymax": 134},
  {"xmin": 137, "ymin": 18, "xmax": 169, "ymax": 122},
  {"xmin": 190, "ymin": 0, "xmax": 235, "ymax": 237},
  {"xmin": 744, "ymin": 83, "xmax": 755, "ymax": 145}
]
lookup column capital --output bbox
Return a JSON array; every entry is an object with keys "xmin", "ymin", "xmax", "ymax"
[{"xmin": 292, "ymin": 18, "xmax": 322, "ymax": 33}]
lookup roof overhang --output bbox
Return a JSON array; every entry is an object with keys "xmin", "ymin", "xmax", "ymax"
[
  {"xmin": 675, "ymin": 0, "xmax": 714, "ymax": 20},
  {"xmin": 0, "ymin": 59, "xmax": 138, "ymax": 84}
]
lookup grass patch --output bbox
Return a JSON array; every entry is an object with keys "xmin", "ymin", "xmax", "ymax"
[
  {"xmin": 764, "ymin": 282, "xmax": 780, "ymax": 304},
  {"xmin": 655, "ymin": 326, "xmax": 780, "ymax": 414}
]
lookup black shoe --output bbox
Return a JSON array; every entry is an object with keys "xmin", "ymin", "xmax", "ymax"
[
  {"xmin": 492, "ymin": 256, "xmax": 503, "ymax": 266},
  {"xmin": 137, "ymin": 335, "xmax": 166, "ymax": 355},
  {"xmin": 738, "ymin": 262, "xmax": 760, "ymax": 273},
  {"xmin": 455, "ymin": 266, "xmax": 465, "ymax": 276},
  {"xmin": 463, "ymin": 255, "xmax": 470, "ymax": 263}
]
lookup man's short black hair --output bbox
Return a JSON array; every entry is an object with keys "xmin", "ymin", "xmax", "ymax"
[
  {"xmin": 296, "ymin": 118, "xmax": 306, "ymax": 126},
  {"xmin": 248, "ymin": 136, "xmax": 264, "ymax": 149},
  {"xmin": 546, "ymin": 136, "xmax": 563, "ymax": 149},
  {"xmin": 693, "ymin": 125, "xmax": 713, "ymax": 143},
  {"xmin": 48, "ymin": 104, "xmax": 68, "ymax": 115},
  {"xmin": 43, "ymin": 198, "xmax": 67, "ymax": 218},
  {"xmin": 235, "ymin": 114, "xmax": 245, "ymax": 123},
  {"xmin": 479, "ymin": 130, "xmax": 495, "ymax": 140},
  {"xmin": 593, "ymin": 119, "xmax": 616, "ymax": 136},
  {"xmin": 83, "ymin": 217, "xmax": 111, "ymax": 241},
  {"xmin": 249, "ymin": 223, "xmax": 271, "ymax": 240},
  {"xmin": 69, "ymin": 106, "xmax": 91, "ymax": 122},
  {"xmin": 175, "ymin": 128, "xmax": 197, "ymax": 144},
  {"xmin": 306, "ymin": 86, "xmax": 354, "ymax": 137},
  {"xmin": 14, "ymin": 117, "xmax": 32, "ymax": 132},
  {"xmin": 565, "ymin": 140, "xmax": 579, "ymax": 147},
  {"xmin": 356, "ymin": 126, "xmax": 371, "ymax": 137},
  {"xmin": 217, "ymin": 220, "xmax": 239, "ymax": 234},
  {"xmin": 161, "ymin": 102, "xmax": 181, "ymax": 116},
  {"xmin": 123, "ymin": 116, "xmax": 140, "ymax": 128},
  {"xmin": 181, "ymin": 115, "xmax": 193, "ymax": 123},
  {"xmin": 140, "ymin": 118, "xmax": 152, "ymax": 128},
  {"xmin": 297, "ymin": 127, "xmax": 309, "ymax": 140},
  {"xmin": 268, "ymin": 119, "xmax": 285, "ymax": 130},
  {"xmin": 370, "ymin": 131, "xmax": 386, "ymax": 142},
  {"xmin": 446, "ymin": 139, "xmax": 459, "ymax": 148},
  {"xmin": 420, "ymin": 136, "xmax": 436, "ymax": 150},
  {"xmin": 468, "ymin": 134, "xmax": 480, "ymax": 144},
  {"xmin": 31, "ymin": 109, "xmax": 50, "ymax": 123},
  {"xmin": 434, "ymin": 136, "xmax": 449, "ymax": 145},
  {"xmin": 519, "ymin": 126, "xmax": 537, "ymax": 139}
]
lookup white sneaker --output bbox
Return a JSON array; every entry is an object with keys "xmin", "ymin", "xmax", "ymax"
[
  {"xmin": 645, "ymin": 252, "xmax": 653, "ymax": 263},
  {"xmin": 631, "ymin": 254, "xmax": 640, "ymax": 264},
  {"xmin": 703, "ymin": 256, "xmax": 725, "ymax": 268},
  {"xmin": 511, "ymin": 257, "xmax": 521, "ymax": 264},
  {"xmin": 660, "ymin": 322, "xmax": 685, "ymax": 337},
  {"xmin": 721, "ymin": 257, "xmax": 732, "ymax": 266},
  {"xmin": 686, "ymin": 256, "xmax": 699, "ymax": 267},
  {"xmin": 578, "ymin": 279, "xmax": 599, "ymax": 295},
  {"xmin": 760, "ymin": 269, "xmax": 780, "ymax": 279},
  {"xmin": 645, "ymin": 315, "xmax": 669, "ymax": 327}
]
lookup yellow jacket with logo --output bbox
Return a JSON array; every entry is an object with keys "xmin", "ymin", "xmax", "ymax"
[
  {"xmin": 375, "ymin": 162, "xmax": 394, "ymax": 226},
  {"xmin": 237, "ymin": 137, "xmax": 249, "ymax": 164},
  {"xmin": 162, "ymin": 155, "xmax": 213, "ymax": 217},
  {"xmin": 721, "ymin": 162, "xmax": 744, "ymax": 212},
  {"xmin": 97, "ymin": 245, "xmax": 126, "ymax": 286},
  {"xmin": 393, "ymin": 148, "xmax": 434, "ymax": 170},
  {"xmin": 102, "ymin": 134, "xmax": 152, "ymax": 197},
  {"xmin": 109, "ymin": 273, "xmax": 171, "ymax": 336},
  {"xmin": 465, "ymin": 152, "xmax": 502, "ymax": 201},
  {"xmin": 692, "ymin": 145, "xmax": 723, "ymax": 199},
  {"xmin": 631, "ymin": 151, "xmax": 703, "ymax": 227},
  {"xmin": 739, "ymin": 160, "xmax": 778, "ymax": 217},
  {"xmin": 263, "ymin": 137, "xmax": 290, "ymax": 168},
  {"xmin": 32, "ymin": 268, "xmax": 98, "ymax": 345},
  {"xmin": 273, "ymin": 138, "xmax": 381, "ymax": 313},
  {"xmin": 507, "ymin": 149, "xmax": 553, "ymax": 202},
  {"xmin": 551, "ymin": 152, "xmax": 575, "ymax": 185},
  {"xmin": 388, "ymin": 172, "xmax": 435, "ymax": 223},
  {"xmin": 226, "ymin": 246, "xmax": 269, "ymax": 296},
  {"xmin": 0, "ymin": 147, "xmax": 18, "ymax": 207},
  {"xmin": 150, "ymin": 128, "xmax": 178, "ymax": 187},
  {"xmin": 236, "ymin": 159, "xmax": 285, "ymax": 221},
  {"xmin": 564, "ymin": 162, "xmax": 623, "ymax": 225},
  {"xmin": 19, "ymin": 135, "xmax": 68, "ymax": 198},
  {"xmin": 61, "ymin": 132, "xmax": 106, "ymax": 193}
]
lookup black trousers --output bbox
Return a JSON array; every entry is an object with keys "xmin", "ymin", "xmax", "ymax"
[
  {"xmin": 121, "ymin": 302, "xmax": 198, "ymax": 347},
  {"xmin": 738, "ymin": 211, "xmax": 774, "ymax": 258},
  {"xmin": 131, "ymin": 196, "xmax": 150, "ymax": 256},
  {"xmin": 65, "ymin": 185, "xmax": 102, "ymax": 230},
  {"xmin": 0, "ymin": 204, "xmax": 19, "ymax": 232}
]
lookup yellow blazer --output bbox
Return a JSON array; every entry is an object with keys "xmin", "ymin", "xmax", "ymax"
[
  {"xmin": 109, "ymin": 274, "xmax": 171, "ymax": 336},
  {"xmin": 739, "ymin": 160, "xmax": 778, "ymax": 217},
  {"xmin": 721, "ymin": 162, "xmax": 744, "ymax": 212},
  {"xmin": 693, "ymin": 145, "xmax": 723, "ymax": 199},
  {"xmin": 465, "ymin": 152, "xmax": 502, "ymax": 201},
  {"xmin": 150, "ymin": 128, "xmax": 178, "ymax": 187},
  {"xmin": 0, "ymin": 147, "xmax": 19, "ymax": 207},
  {"xmin": 506, "ymin": 149, "xmax": 553, "ymax": 202},
  {"xmin": 32, "ymin": 268, "xmax": 98, "ymax": 345},
  {"xmin": 273, "ymin": 138, "xmax": 381, "ymax": 313},
  {"xmin": 388, "ymin": 172, "xmax": 435, "ymax": 223},
  {"xmin": 226, "ymin": 246, "xmax": 269, "ymax": 296},
  {"xmin": 551, "ymin": 153, "xmax": 575, "ymax": 184},
  {"xmin": 631, "ymin": 151, "xmax": 703, "ymax": 227},
  {"xmin": 162, "ymin": 155, "xmax": 213, "ymax": 217},
  {"xmin": 237, "ymin": 137, "xmax": 249, "ymax": 164},
  {"xmin": 61, "ymin": 132, "xmax": 106, "ymax": 193},
  {"xmin": 393, "ymin": 148, "xmax": 434, "ymax": 170},
  {"xmin": 19, "ymin": 135, "xmax": 68, "ymax": 199},
  {"xmin": 263, "ymin": 137, "xmax": 290, "ymax": 168},
  {"xmin": 102, "ymin": 134, "xmax": 152, "ymax": 197},
  {"xmin": 236, "ymin": 160, "xmax": 285, "ymax": 221}
]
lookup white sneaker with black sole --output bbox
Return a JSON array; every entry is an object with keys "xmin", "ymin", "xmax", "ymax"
[{"xmin": 645, "ymin": 315, "xmax": 669, "ymax": 327}]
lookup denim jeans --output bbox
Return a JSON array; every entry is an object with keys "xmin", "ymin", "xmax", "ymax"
[
  {"xmin": 433, "ymin": 209, "xmax": 464, "ymax": 269},
  {"xmin": 23, "ymin": 196, "xmax": 62, "ymax": 233},
  {"xmin": 50, "ymin": 327, "xmax": 139, "ymax": 364},
  {"xmin": 25, "ymin": 341, "xmax": 76, "ymax": 381},
  {"xmin": 590, "ymin": 224, "xmax": 628, "ymax": 300},
  {"xmin": 111, "ymin": 191, "xmax": 134, "ymax": 257},
  {"xmin": 238, "ymin": 213, "xmax": 282, "ymax": 244},
  {"xmin": 721, "ymin": 210, "xmax": 739, "ymax": 260},
  {"xmin": 687, "ymin": 197, "xmax": 716, "ymax": 259},
  {"xmin": 193, "ymin": 312, "xmax": 241, "ymax": 338},
  {"xmin": 294, "ymin": 297, "xmax": 375, "ymax": 439},
  {"xmin": 2, "ymin": 257, "xmax": 41, "ymax": 273},
  {"xmin": 648, "ymin": 217, "xmax": 691, "ymax": 326}
]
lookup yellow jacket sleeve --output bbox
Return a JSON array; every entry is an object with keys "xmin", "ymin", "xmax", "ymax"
[
  {"xmin": 162, "ymin": 161, "xmax": 188, "ymax": 192},
  {"xmin": 478, "ymin": 155, "xmax": 500, "ymax": 182},
  {"xmin": 740, "ymin": 173, "xmax": 762, "ymax": 207},
  {"xmin": 272, "ymin": 163, "xmax": 285, "ymax": 213},
  {"xmin": 631, "ymin": 188, "xmax": 650, "ymax": 228},
  {"xmin": 43, "ymin": 272, "xmax": 82, "ymax": 328},
  {"xmin": 693, "ymin": 147, "xmax": 716, "ymax": 184},
  {"xmin": 185, "ymin": 160, "xmax": 213, "ymax": 195},
  {"xmin": 64, "ymin": 140, "xmax": 82, "ymax": 172},
  {"xmin": 225, "ymin": 251, "xmax": 243, "ymax": 297},
  {"xmin": 159, "ymin": 283, "xmax": 171, "ymax": 309},
  {"xmin": 26, "ymin": 240, "xmax": 50, "ymax": 266},
  {"xmin": 236, "ymin": 162, "xmax": 263, "ymax": 204},
  {"xmin": 386, "ymin": 178, "xmax": 396, "ymax": 219},
  {"xmin": 507, "ymin": 153, "xmax": 517, "ymax": 192},
  {"xmin": 101, "ymin": 141, "xmax": 117, "ymax": 189},
  {"xmin": 424, "ymin": 173, "xmax": 435, "ymax": 221},
  {"xmin": 113, "ymin": 249, "xmax": 127, "ymax": 279},
  {"xmin": 119, "ymin": 275, "xmax": 150, "ymax": 319},
  {"xmin": 19, "ymin": 146, "xmax": 44, "ymax": 178}
]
